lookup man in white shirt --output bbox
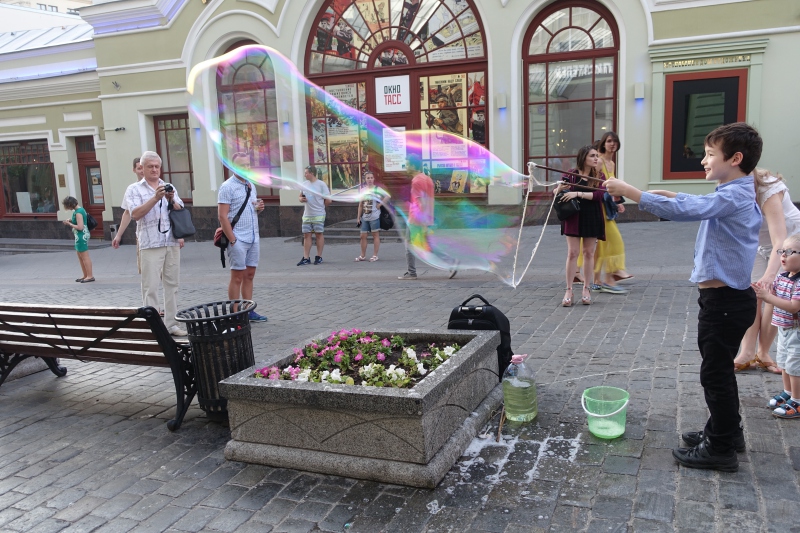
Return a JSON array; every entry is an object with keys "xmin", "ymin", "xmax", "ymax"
[
  {"xmin": 218, "ymin": 152, "xmax": 267, "ymax": 322},
  {"xmin": 123, "ymin": 151, "xmax": 187, "ymax": 336}
]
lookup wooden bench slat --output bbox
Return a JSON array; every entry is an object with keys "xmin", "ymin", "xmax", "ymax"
[
  {"xmin": 0, "ymin": 314, "xmax": 153, "ymax": 330},
  {"xmin": 0, "ymin": 323, "xmax": 159, "ymax": 340},
  {"xmin": 0, "ymin": 341, "xmax": 172, "ymax": 366},
  {"xmin": 0, "ymin": 333, "xmax": 164, "ymax": 353},
  {"xmin": 0, "ymin": 304, "xmax": 143, "ymax": 316}
]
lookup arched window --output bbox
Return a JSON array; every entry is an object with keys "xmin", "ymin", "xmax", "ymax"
[
  {"xmin": 305, "ymin": 0, "xmax": 488, "ymax": 196},
  {"xmin": 523, "ymin": 1, "xmax": 618, "ymax": 177},
  {"xmin": 217, "ymin": 42, "xmax": 281, "ymax": 198}
]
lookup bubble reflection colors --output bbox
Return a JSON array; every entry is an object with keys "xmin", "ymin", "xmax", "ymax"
[{"xmin": 188, "ymin": 45, "xmax": 554, "ymax": 286}]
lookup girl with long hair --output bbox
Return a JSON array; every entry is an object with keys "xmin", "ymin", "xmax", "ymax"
[{"xmin": 555, "ymin": 145, "xmax": 606, "ymax": 306}]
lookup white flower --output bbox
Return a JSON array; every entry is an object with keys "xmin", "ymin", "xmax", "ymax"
[
  {"xmin": 320, "ymin": 370, "xmax": 330, "ymax": 382},
  {"xmin": 330, "ymin": 369, "xmax": 342, "ymax": 382},
  {"xmin": 435, "ymin": 353, "xmax": 443, "ymax": 361},
  {"xmin": 417, "ymin": 363, "xmax": 428, "ymax": 376},
  {"xmin": 296, "ymin": 369, "xmax": 311, "ymax": 382},
  {"xmin": 386, "ymin": 365, "xmax": 406, "ymax": 382},
  {"xmin": 443, "ymin": 346, "xmax": 456, "ymax": 356},
  {"xmin": 405, "ymin": 348, "xmax": 417, "ymax": 361}
]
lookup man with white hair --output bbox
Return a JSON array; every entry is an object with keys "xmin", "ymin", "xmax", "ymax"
[{"xmin": 123, "ymin": 151, "xmax": 187, "ymax": 336}]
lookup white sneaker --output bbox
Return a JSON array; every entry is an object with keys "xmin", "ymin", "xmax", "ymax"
[{"xmin": 169, "ymin": 325, "xmax": 188, "ymax": 337}]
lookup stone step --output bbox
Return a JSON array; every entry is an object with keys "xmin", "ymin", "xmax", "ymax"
[{"xmin": 0, "ymin": 238, "xmax": 111, "ymax": 253}]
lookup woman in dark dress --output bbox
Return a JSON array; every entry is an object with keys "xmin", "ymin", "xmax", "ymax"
[{"xmin": 554, "ymin": 145, "xmax": 606, "ymax": 306}]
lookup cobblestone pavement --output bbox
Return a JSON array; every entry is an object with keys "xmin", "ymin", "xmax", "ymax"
[{"xmin": 1, "ymin": 221, "xmax": 798, "ymax": 533}]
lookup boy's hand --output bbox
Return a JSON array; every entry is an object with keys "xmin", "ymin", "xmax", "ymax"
[
  {"xmin": 605, "ymin": 179, "xmax": 628, "ymax": 197},
  {"xmin": 751, "ymin": 281, "xmax": 771, "ymax": 299}
]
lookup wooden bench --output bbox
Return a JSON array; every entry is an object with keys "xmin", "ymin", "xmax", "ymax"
[{"xmin": 0, "ymin": 303, "xmax": 196, "ymax": 431}]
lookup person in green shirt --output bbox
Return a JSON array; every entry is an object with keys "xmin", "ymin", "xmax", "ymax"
[{"xmin": 62, "ymin": 196, "xmax": 94, "ymax": 283}]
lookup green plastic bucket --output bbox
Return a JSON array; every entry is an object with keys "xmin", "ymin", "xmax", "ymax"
[{"xmin": 581, "ymin": 386, "xmax": 629, "ymax": 439}]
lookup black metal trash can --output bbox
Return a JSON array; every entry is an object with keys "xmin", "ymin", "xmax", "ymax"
[{"xmin": 176, "ymin": 300, "xmax": 256, "ymax": 422}]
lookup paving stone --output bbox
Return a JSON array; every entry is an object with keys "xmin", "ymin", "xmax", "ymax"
[
  {"xmin": 422, "ymin": 506, "xmax": 476, "ymax": 533},
  {"xmin": 636, "ymin": 469, "xmax": 676, "ymax": 494},
  {"xmin": 277, "ymin": 474, "xmax": 321, "ymax": 502},
  {"xmin": 317, "ymin": 504, "xmax": 357, "ymax": 532},
  {"xmin": 287, "ymin": 500, "xmax": 331, "ymax": 522},
  {"xmin": 603, "ymin": 456, "xmax": 641, "ymax": 476},
  {"xmin": 6, "ymin": 506, "xmax": 56, "ymax": 531},
  {"xmin": 91, "ymin": 518, "xmax": 139, "ymax": 533},
  {"xmin": 629, "ymin": 518, "xmax": 674, "ymax": 532},
  {"xmin": 673, "ymin": 500, "xmax": 715, "ymax": 531},
  {"xmin": 233, "ymin": 482, "xmax": 284, "ymax": 511},
  {"xmin": 585, "ymin": 518, "xmax": 629, "ymax": 533},
  {"xmin": 130, "ymin": 506, "xmax": 189, "ymax": 533},
  {"xmin": 591, "ymin": 495, "xmax": 633, "ymax": 520},
  {"xmin": 118, "ymin": 494, "xmax": 173, "ymax": 521},
  {"xmin": 633, "ymin": 492, "xmax": 674, "ymax": 522},
  {"xmin": 715, "ymin": 509, "xmax": 763, "ymax": 532},
  {"xmin": 547, "ymin": 505, "xmax": 589, "ymax": 532},
  {"xmin": 640, "ymin": 448, "xmax": 678, "ymax": 472},
  {"xmin": 200, "ymin": 484, "xmax": 249, "ymax": 509},
  {"xmin": 466, "ymin": 505, "xmax": 514, "ymax": 533},
  {"xmin": 304, "ymin": 483, "xmax": 350, "ymax": 504},
  {"xmin": 89, "ymin": 493, "xmax": 142, "ymax": 520},
  {"xmin": 596, "ymin": 473, "xmax": 637, "ymax": 497},
  {"xmin": 205, "ymin": 508, "xmax": 254, "ymax": 532},
  {"xmin": 718, "ymin": 481, "xmax": 759, "ymax": 512},
  {"xmin": 171, "ymin": 507, "xmax": 220, "ymax": 533},
  {"xmin": 250, "ymin": 498, "xmax": 297, "ymax": 525},
  {"xmin": 59, "ymin": 514, "xmax": 106, "ymax": 533},
  {"xmin": 50, "ymin": 495, "xmax": 107, "ymax": 522}
]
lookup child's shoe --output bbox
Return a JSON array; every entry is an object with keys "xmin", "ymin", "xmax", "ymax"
[
  {"xmin": 774, "ymin": 399, "xmax": 800, "ymax": 419},
  {"xmin": 768, "ymin": 391, "xmax": 791, "ymax": 408}
]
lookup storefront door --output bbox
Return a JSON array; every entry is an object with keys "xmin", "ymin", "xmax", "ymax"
[{"xmin": 75, "ymin": 137, "xmax": 103, "ymax": 237}]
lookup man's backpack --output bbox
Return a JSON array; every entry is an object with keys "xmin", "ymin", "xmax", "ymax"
[{"xmin": 447, "ymin": 294, "xmax": 513, "ymax": 380}]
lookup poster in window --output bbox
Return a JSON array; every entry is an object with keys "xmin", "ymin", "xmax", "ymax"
[
  {"xmin": 468, "ymin": 108, "xmax": 486, "ymax": 145},
  {"xmin": 458, "ymin": 10, "xmax": 479, "ymax": 35},
  {"xmin": 312, "ymin": 119, "xmax": 328, "ymax": 163},
  {"xmin": 333, "ymin": 19, "xmax": 355, "ymax": 58},
  {"xmin": 429, "ymin": 41, "xmax": 466, "ymax": 62},
  {"xmin": 328, "ymin": 116, "xmax": 359, "ymax": 189},
  {"xmin": 431, "ymin": 160, "xmax": 469, "ymax": 194},
  {"xmin": 382, "ymin": 127, "xmax": 407, "ymax": 172},
  {"xmin": 419, "ymin": 77, "xmax": 429, "ymax": 109},
  {"xmin": 467, "ymin": 72, "xmax": 485, "ymax": 106},
  {"xmin": 469, "ymin": 159, "xmax": 488, "ymax": 193},
  {"xmin": 315, "ymin": 12, "xmax": 335, "ymax": 54},
  {"xmin": 357, "ymin": 82, "xmax": 367, "ymax": 112},
  {"xmin": 356, "ymin": 0, "xmax": 381, "ymax": 33},
  {"xmin": 428, "ymin": 73, "xmax": 466, "ymax": 107},
  {"xmin": 325, "ymin": 83, "xmax": 358, "ymax": 113}
]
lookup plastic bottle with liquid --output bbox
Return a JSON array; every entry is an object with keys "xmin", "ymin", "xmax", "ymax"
[{"xmin": 502, "ymin": 354, "xmax": 537, "ymax": 422}]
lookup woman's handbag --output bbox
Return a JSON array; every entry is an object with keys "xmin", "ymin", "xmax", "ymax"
[
  {"xmin": 169, "ymin": 206, "xmax": 196, "ymax": 238},
  {"xmin": 554, "ymin": 191, "xmax": 580, "ymax": 221},
  {"xmin": 379, "ymin": 205, "xmax": 394, "ymax": 230},
  {"xmin": 603, "ymin": 192, "xmax": 619, "ymax": 221}
]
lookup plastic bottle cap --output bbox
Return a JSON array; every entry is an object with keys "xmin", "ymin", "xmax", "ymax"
[{"xmin": 511, "ymin": 354, "xmax": 527, "ymax": 364}]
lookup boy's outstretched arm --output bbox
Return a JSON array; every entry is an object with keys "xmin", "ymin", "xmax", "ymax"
[{"xmin": 605, "ymin": 180, "xmax": 642, "ymax": 201}]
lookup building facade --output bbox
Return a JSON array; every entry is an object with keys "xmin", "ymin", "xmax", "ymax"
[{"xmin": 0, "ymin": 0, "xmax": 797, "ymax": 241}]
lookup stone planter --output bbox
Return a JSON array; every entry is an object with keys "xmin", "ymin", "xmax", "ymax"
[{"xmin": 219, "ymin": 329, "xmax": 503, "ymax": 488}]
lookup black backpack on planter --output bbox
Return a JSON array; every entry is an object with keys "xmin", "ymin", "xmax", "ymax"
[{"xmin": 447, "ymin": 294, "xmax": 513, "ymax": 380}]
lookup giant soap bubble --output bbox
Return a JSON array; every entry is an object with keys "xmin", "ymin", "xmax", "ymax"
[{"xmin": 188, "ymin": 45, "xmax": 560, "ymax": 286}]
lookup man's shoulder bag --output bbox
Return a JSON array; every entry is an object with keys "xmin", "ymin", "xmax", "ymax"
[
  {"xmin": 169, "ymin": 205, "xmax": 196, "ymax": 239},
  {"xmin": 214, "ymin": 185, "xmax": 251, "ymax": 268}
]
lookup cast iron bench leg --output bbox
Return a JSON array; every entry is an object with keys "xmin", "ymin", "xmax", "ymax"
[{"xmin": 0, "ymin": 353, "xmax": 66, "ymax": 388}]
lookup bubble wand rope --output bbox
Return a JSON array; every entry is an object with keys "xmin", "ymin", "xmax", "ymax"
[{"xmin": 511, "ymin": 162, "xmax": 559, "ymax": 287}]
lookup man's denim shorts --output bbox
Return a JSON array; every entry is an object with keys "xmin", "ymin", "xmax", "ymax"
[
  {"xmin": 360, "ymin": 218, "xmax": 381, "ymax": 233},
  {"xmin": 302, "ymin": 221, "xmax": 325, "ymax": 234},
  {"xmin": 227, "ymin": 239, "xmax": 260, "ymax": 270}
]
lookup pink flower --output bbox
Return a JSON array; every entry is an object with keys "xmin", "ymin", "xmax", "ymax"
[
  {"xmin": 334, "ymin": 353, "xmax": 343, "ymax": 363},
  {"xmin": 267, "ymin": 366, "xmax": 281, "ymax": 380},
  {"xmin": 359, "ymin": 337, "xmax": 371, "ymax": 344},
  {"xmin": 311, "ymin": 343, "xmax": 319, "ymax": 349},
  {"xmin": 377, "ymin": 352, "xmax": 386, "ymax": 362},
  {"xmin": 340, "ymin": 332, "xmax": 349, "ymax": 340},
  {"xmin": 352, "ymin": 329, "xmax": 362, "ymax": 334},
  {"xmin": 381, "ymin": 339, "xmax": 391, "ymax": 347},
  {"xmin": 355, "ymin": 353, "xmax": 363, "ymax": 361},
  {"xmin": 421, "ymin": 352, "xmax": 430, "ymax": 359}
]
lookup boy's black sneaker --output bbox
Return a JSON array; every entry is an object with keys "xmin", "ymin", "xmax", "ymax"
[
  {"xmin": 314, "ymin": 256, "xmax": 323, "ymax": 265},
  {"xmin": 297, "ymin": 257, "xmax": 311, "ymax": 266},
  {"xmin": 672, "ymin": 439, "xmax": 738, "ymax": 472},
  {"xmin": 681, "ymin": 430, "xmax": 745, "ymax": 453}
]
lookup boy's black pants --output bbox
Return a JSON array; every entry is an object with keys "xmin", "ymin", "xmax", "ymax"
[{"xmin": 697, "ymin": 286, "xmax": 756, "ymax": 454}]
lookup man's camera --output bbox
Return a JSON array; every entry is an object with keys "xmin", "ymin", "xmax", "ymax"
[{"xmin": 163, "ymin": 183, "xmax": 174, "ymax": 193}]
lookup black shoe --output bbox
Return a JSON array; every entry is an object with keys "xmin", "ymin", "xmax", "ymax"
[
  {"xmin": 672, "ymin": 439, "xmax": 738, "ymax": 472},
  {"xmin": 314, "ymin": 256, "xmax": 323, "ymax": 265},
  {"xmin": 297, "ymin": 257, "xmax": 311, "ymax": 266},
  {"xmin": 682, "ymin": 430, "xmax": 745, "ymax": 453}
]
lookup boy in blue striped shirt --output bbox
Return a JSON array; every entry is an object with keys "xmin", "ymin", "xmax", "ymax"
[{"xmin": 607, "ymin": 122, "xmax": 763, "ymax": 472}]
